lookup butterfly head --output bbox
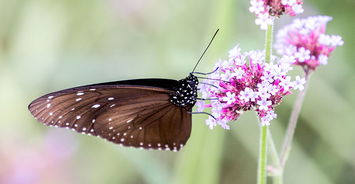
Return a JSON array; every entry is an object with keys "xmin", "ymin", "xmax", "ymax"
[
  {"xmin": 187, "ymin": 73, "xmax": 199, "ymax": 87},
  {"xmin": 170, "ymin": 74, "xmax": 199, "ymax": 109}
]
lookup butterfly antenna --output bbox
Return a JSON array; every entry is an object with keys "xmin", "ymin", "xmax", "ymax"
[{"xmin": 192, "ymin": 29, "xmax": 219, "ymax": 73}]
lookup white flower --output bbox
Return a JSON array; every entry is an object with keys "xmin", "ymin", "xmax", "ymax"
[
  {"xmin": 319, "ymin": 34, "xmax": 343, "ymax": 47},
  {"xmin": 221, "ymin": 71, "xmax": 231, "ymax": 81},
  {"xmin": 228, "ymin": 45, "xmax": 241, "ymax": 59},
  {"xmin": 295, "ymin": 47, "xmax": 311, "ymax": 62},
  {"xmin": 284, "ymin": 45, "xmax": 298, "ymax": 56},
  {"xmin": 247, "ymin": 50, "xmax": 265, "ymax": 63},
  {"xmin": 234, "ymin": 57, "xmax": 246, "ymax": 65},
  {"xmin": 218, "ymin": 119, "xmax": 231, "ymax": 130},
  {"xmin": 318, "ymin": 54, "xmax": 328, "ymax": 65},
  {"xmin": 293, "ymin": 76, "xmax": 306, "ymax": 91},
  {"xmin": 196, "ymin": 101, "xmax": 206, "ymax": 112},
  {"xmin": 267, "ymin": 110, "xmax": 277, "ymax": 119},
  {"xmin": 292, "ymin": 4, "xmax": 304, "ymax": 14},
  {"xmin": 318, "ymin": 34, "xmax": 331, "ymax": 45},
  {"xmin": 267, "ymin": 85, "xmax": 279, "ymax": 95},
  {"xmin": 255, "ymin": 14, "xmax": 274, "ymax": 30},
  {"xmin": 260, "ymin": 119, "xmax": 271, "ymax": 126},
  {"xmin": 279, "ymin": 63, "xmax": 293, "ymax": 74},
  {"xmin": 231, "ymin": 68, "xmax": 245, "ymax": 79},
  {"xmin": 281, "ymin": 0, "xmax": 296, "ymax": 5},
  {"xmin": 239, "ymin": 87, "xmax": 254, "ymax": 102},
  {"xmin": 260, "ymin": 110, "xmax": 277, "ymax": 126},
  {"xmin": 206, "ymin": 116, "xmax": 217, "ymax": 129},
  {"xmin": 220, "ymin": 59, "xmax": 232, "ymax": 69},
  {"xmin": 249, "ymin": 0, "xmax": 265, "ymax": 15},
  {"xmin": 222, "ymin": 92, "xmax": 236, "ymax": 105},
  {"xmin": 250, "ymin": 91, "xmax": 259, "ymax": 102},
  {"xmin": 279, "ymin": 76, "xmax": 293, "ymax": 91},
  {"xmin": 269, "ymin": 65, "xmax": 284, "ymax": 81},
  {"xmin": 257, "ymin": 88, "xmax": 271, "ymax": 99},
  {"xmin": 257, "ymin": 98, "xmax": 272, "ymax": 111},
  {"xmin": 330, "ymin": 35, "xmax": 344, "ymax": 46},
  {"xmin": 279, "ymin": 55, "xmax": 296, "ymax": 64},
  {"xmin": 261, "ymin": 71, "xmax": 274, "ymax": 83}
]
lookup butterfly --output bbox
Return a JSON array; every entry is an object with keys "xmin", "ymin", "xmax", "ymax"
[{"xmin": 28, "ymin": 30, "xmax": 219, "ymax": 152}]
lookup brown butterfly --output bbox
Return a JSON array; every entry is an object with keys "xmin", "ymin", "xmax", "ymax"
[{"xmin": 28, "ymin": 29, "xmax": 219, "ymax": 152}]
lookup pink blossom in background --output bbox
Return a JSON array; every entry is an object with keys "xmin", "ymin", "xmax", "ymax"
[
  {"xmin": 249, "ymin": 0, "xmax": 304, "ymax": 29},
  {"xmin": 198, "ymin": 45, "xmax": 304, "ymax": 129},
  {"xmin": 275, "ymin": 16, "xmax": 344, "ymax": 72},
  {"xmin": 0, "ymin": 130, "xmax": 77, "ymax": 184}
]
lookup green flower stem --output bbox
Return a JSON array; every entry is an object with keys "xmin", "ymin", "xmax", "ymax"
[
  {"xmin": 265, "ymin": 24, "xmax": 273, "ymax": 63},
  {"xmin": 257, "ymin": 125, "xmax": 268, "ymax": 184},
  {"xmin": 257, "ymin": 23, "xmax": 274, "ymax": 184}
]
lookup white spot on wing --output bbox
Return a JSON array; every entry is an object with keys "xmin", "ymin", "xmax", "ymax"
[
  {"xmin": 91, "ymin": 104, "xmax": 100, "ymax": 108},
  {"xmin": 76, "ymin": 115, "xmax": 81, "ymax": 119},
  {"xmin": 89, "ymin": 89, "xmax": 96, "ymax": 91},
  {"xmin": 76, "ymin": 98, "xmax": 82, "ymax": 102},
  {"xmin": 48, "ymin": 96, "xmax": 54, "ymax": 99},
  {"xmin": 77, "ymin": 92, "xmax": 84, "ymax": 96},
  {"xmin": 92, "ymin": 119, "xmax": 96, "ymax": 123},
  {"xmin": 108, "ymin": 97, "xmax": 114, "ymax": 101},
  {"xmin": 49, "ymin": 112, "xmax": 53, "ymax": 116},
  {"xmin": 46, "ymin": 104, "xmax": 51, "ymax": 108}
]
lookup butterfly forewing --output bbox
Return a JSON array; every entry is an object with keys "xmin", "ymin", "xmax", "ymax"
[{"xmin": 28, "ymin": 82, "xmax": 193, "ymax": 151}]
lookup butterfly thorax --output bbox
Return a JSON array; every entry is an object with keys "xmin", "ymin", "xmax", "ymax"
[{"xmin": 170, "ymin": 74, "xmax": 198, "ymax": 109}]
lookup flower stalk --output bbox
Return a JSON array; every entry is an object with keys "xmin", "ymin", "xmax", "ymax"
[
  {"xmin": 280, "ymin": 71, "xmax": 311, "ymax": 167},
  {"xmin": 257, "ymin": 125, "xmax": 268, "ymax": 184},
  {"xmin": 265, "ymin": 24, "xmax": 273, "ymax": 63},
  {"xmin": 257, "ymin": 23, "xmax": 274, "ymax": 184}
]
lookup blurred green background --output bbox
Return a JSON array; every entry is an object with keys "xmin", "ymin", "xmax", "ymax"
[{"xmin": 0, "ymin": 0, "xmax": 354, "ymax": 183}]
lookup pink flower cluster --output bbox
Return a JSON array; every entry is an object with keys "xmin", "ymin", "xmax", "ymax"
[
  {"xmin": 275, "ymin": 16, "xmax": 344, "ymax": 71},
  {"xmin": 197, "ymin": 45, "xmax": 305, "ymax": 129},
  {"xmin": 249, "ymin": 0, "xmax": 304, "ymax": 29}
]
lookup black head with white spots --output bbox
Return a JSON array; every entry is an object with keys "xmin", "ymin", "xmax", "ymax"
[{"xmin": 170, "ymin": 73, "xmax": 199, "ymax": 109}]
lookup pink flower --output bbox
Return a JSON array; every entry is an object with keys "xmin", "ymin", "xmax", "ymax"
[
  {"xmin": 0, "ymin": 130, "xmax": 77, "ymax": 184},
  {"xmin": 249, "ymin": 0, "xmax": 304, "ymax": 30},
  {"xmin": 275, "ymin": 16, "xmax": 344, "ymax": 71},
  {"xmin": 197, "ymin": 45, "xmax": 303, "ymax": 128}
]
